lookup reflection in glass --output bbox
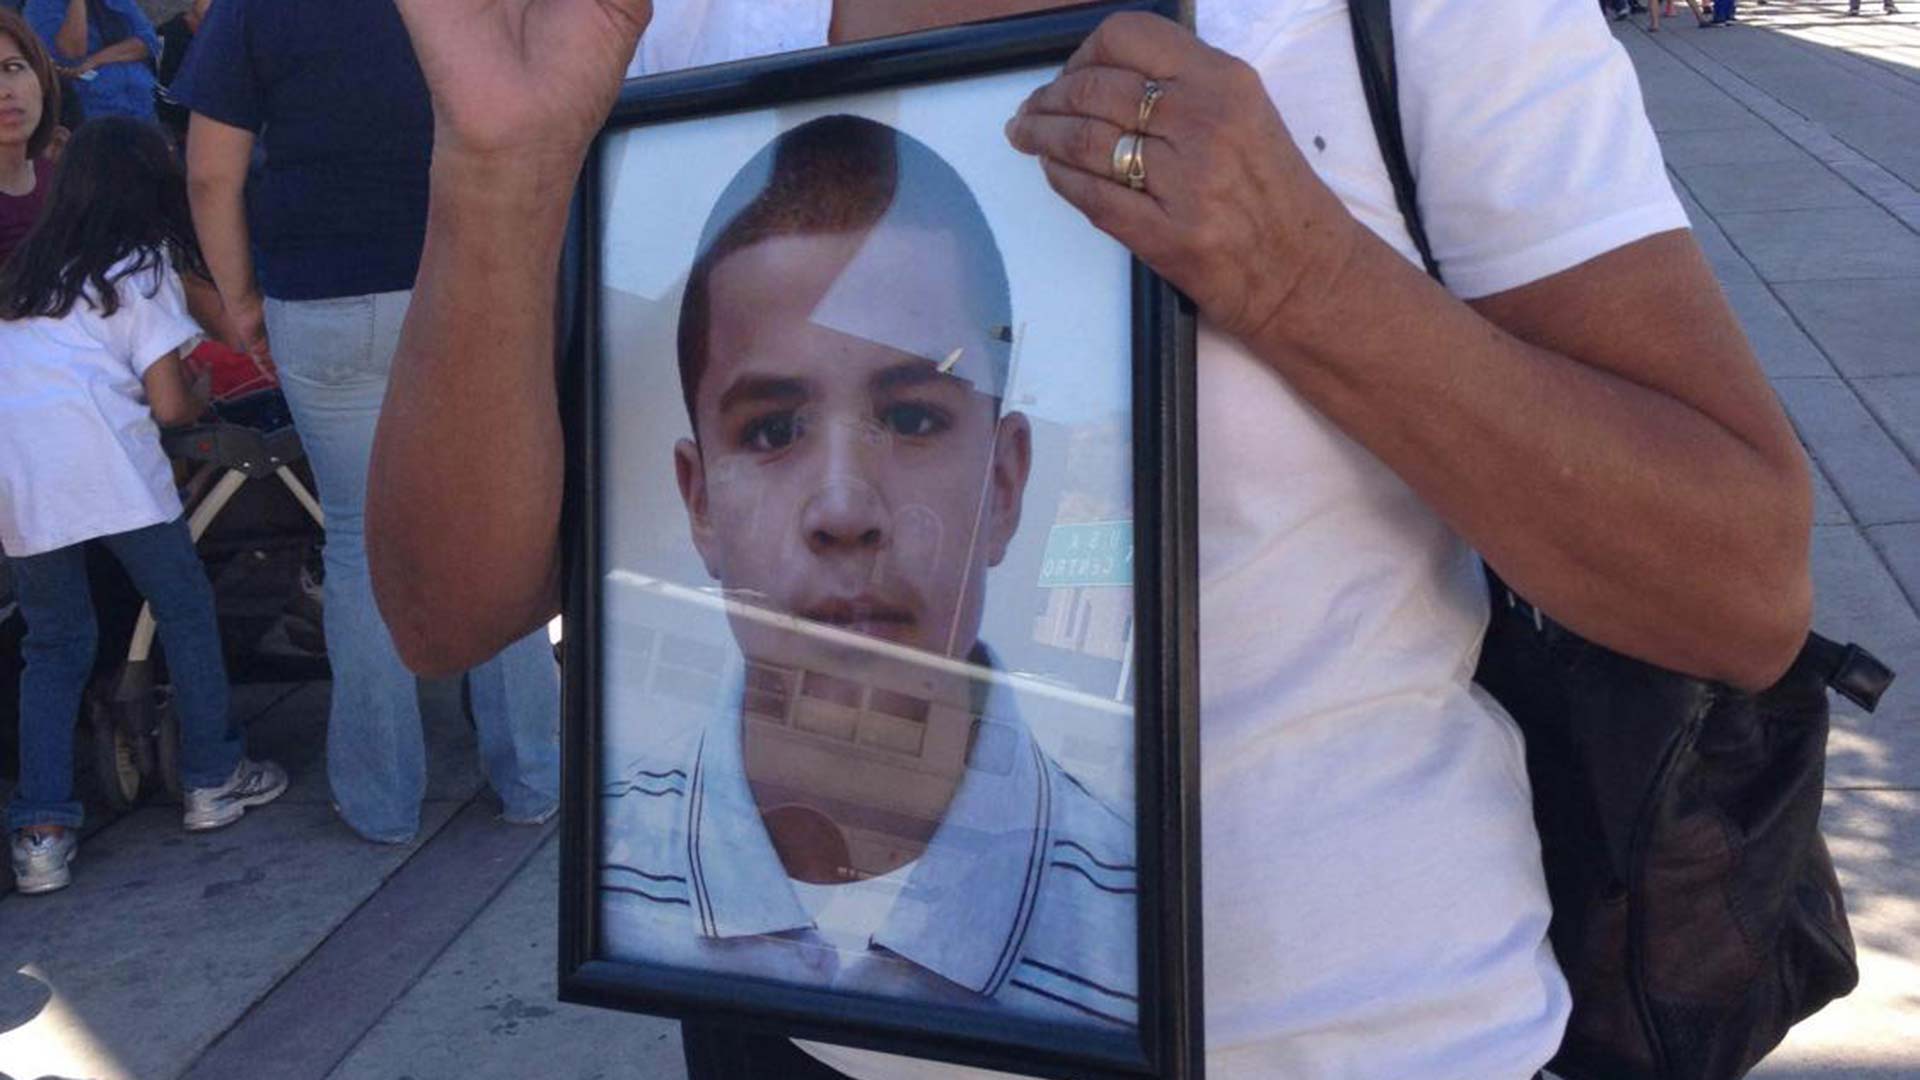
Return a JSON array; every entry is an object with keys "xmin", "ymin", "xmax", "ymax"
[{"xmin": 598, "ymin": 110, "xmax": 1139, "ymax": 1032}]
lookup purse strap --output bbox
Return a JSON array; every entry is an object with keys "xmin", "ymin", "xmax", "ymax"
[
  {"xmin": 1346, "ymin": 0, "xmax": 1439, "ymax": 281},
  {"xmin": 1343, "ymin": 0, "xmax": 1894, "ymax": 712}
]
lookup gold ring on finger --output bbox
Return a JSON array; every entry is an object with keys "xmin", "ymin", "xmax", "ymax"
[
  {"xmin": 1111, "ymin": 131, "xmax": 1147, "ymax": 191},
  {"xmin": 1138, "ymin": 80, "xmax": 1164, "ymax": 133}
]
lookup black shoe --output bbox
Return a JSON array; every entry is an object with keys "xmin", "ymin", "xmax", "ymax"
[{"xmin": 1886, "ymin": 1, "xmax": 1900, "ymax": 13}]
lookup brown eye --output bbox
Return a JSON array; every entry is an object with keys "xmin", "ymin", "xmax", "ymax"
[
  {"xmin": 880, "ymin": 403, "xmax": 948, "ymax": 438},
  {"xmin": 740, "ymin": 410, "xmax": 802, "ymax": 453}
]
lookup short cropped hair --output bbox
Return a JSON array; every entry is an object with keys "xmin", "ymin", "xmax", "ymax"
[
  {"xmin": 0, "ymin": 10, "xmax": 62, "ymax": 161},
  {"xmin": 675, "ymin": 114, "xmax": 1013, "ymax": 433}
]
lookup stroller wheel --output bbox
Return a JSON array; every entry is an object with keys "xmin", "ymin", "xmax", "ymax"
[{"xmin": 87, "ymin": 690, "xmax": 154, "ymax": 810}]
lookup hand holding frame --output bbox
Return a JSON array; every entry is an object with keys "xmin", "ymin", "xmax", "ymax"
[{"xmin": 1004, "ymin": 12, "xmax": 1362, "ymax": 345}]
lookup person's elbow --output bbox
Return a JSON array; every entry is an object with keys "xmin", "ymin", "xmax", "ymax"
[
  {"xmin": 369, "ymin": 550, "xmax": 487, "ymax": 679},
  {"xmin": 45, "ymin": 22, "xmax": 85, "ymax": 62},
  {"xmin": 186, "ymin": 169, "xmax": 241, "ymax": 212},
  {"xmin": 384, "ymin": 615, "xmax": 482, "ymax": 681},
  {"xmin": 366, "ymin": 496, "xmax": 556, "ymax": 679},
  {"xmin": 1709, "ymin": 450, "xmax": 1815, "ymax": 692},
  {"xmin": 151, "ymin": 400, "xmax": 201, "ymax": 428}
]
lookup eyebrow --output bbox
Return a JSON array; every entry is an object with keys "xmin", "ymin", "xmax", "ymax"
[
  {"xmin": 714, "ymin": 374, "xmax": 809, "ymax": 416},
  {"xmin": 869, "ymin": 359, "xmax": 972, "ymax": 396}
]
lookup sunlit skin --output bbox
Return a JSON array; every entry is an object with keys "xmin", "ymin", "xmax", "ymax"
[
  {"xmin": 672, "ymin": 226, "xmax": 1031, "ymax": 881},
  {"xmin": 0, "ymin": 36, "xmax": 42, "ymax": 196}
]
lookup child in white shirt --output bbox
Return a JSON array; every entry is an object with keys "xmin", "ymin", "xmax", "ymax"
[{"xmin": 1, "ymin": 117, "xmax": 286, "ymax": 896}]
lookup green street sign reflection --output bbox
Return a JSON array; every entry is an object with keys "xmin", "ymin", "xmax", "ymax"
[{"xmin": 1038, "ymin": 521, "xmax": 1133, "ymax": 588}]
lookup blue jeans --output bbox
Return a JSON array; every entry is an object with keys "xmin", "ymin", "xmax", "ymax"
[
  {"xmin": 7, "ymin": 517, "xmax": 243, "ymax": 831},
  {"xmin": 265, "ymin": 291, "xmax": 559, "ymax": 843},
  {"xmin": 1713, "ymin": 0, "xmax": 1736, "ymax": 18}
]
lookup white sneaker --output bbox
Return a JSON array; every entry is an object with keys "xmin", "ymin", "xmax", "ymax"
[
  {"xmin": 183, "ymin": 758, "xmax": 289, "ymax": 832},
  {"xmin": 9, "ymin": 828, "xmax": 78, "ymax": 895}
]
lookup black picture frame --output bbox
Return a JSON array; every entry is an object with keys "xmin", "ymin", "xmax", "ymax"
[{"xmin": 558, "ymin": 4, "xmax": 1199, "ymax": 1077}]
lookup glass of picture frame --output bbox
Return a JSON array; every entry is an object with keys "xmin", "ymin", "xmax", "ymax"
[{"xmin": 558, "ymin": 4, "xmax": 1199, "ymax": 1077}]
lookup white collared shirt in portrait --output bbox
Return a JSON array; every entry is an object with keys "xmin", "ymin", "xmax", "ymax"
[{"xmin": 599, "ymin": 651, "xmax": 1139, "ymax": 1030}]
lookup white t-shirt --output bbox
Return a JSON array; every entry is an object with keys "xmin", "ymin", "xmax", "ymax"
[
  {"xmin": 630, "ymin": 2, "xmax": 1688, "ymax": 1077},
  {"xmin": 0, "ymin": 257, "xmax": 200, "ymax": 557}
]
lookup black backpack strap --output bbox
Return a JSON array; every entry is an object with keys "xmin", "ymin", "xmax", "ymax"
[
  {"xmin": 1799, "ymin": 634, "xmax": 1894, "ymax": 712},
  {"xmin": 1346, "ymin": 0, "xmax": 1441, "ymax": 281}
]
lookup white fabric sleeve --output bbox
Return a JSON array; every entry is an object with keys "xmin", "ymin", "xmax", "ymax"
[
  {"xmin": 1397, "ymin": 0, "xmax": 1690, "ymax": 299},
  {"xmin": 103, "ymin": 262, "xmax": 205, "ymax": 378},
  {"xmin": 628, "ymin": 0, "xmax": 711, "ymax": 78}
]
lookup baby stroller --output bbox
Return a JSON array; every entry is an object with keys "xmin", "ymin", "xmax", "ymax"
[{"xmin": 80, "ymin": 342, "xmax": 328, "ymax": 809}]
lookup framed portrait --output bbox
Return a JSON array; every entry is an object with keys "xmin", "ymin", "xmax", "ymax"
[{"xmin": 558, "ymin": 3, "xmax": 1200, "ymax": 1077}]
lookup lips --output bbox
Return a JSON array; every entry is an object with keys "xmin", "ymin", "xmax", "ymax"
[{"xmin": 801, "ymin": 596, "xmax": 916, "ymax": 638}]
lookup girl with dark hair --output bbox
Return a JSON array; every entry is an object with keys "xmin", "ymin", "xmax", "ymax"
[
  {"xmin": 0, "ymin": 117, "xmax": 286, "ymax": 897},
  {"xmin": 0, "ymin": 7, "xmax": 59, "ymax": 266},
  {"xmin": 24, "ymin": 0, "xmax": 160, "ymax": 120}
]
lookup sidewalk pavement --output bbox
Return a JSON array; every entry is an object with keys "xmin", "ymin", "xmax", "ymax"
[
  {"xmin": 3, "ymin": 4, "xmax": 1918, "ymax": 1078},
  {"xmin": 1616, "ymin": 3, "xmax": 1920, "ymax": 1076}
]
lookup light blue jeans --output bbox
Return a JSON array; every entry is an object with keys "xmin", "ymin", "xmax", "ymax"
[{"xmin": 265, "ymin": 291, "xmax": 558, "ymax": 843}]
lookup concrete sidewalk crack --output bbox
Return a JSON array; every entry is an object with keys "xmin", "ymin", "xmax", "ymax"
[{"xmin": 174, "ymin": 794, "xmax": 555, "ymax": 1080}]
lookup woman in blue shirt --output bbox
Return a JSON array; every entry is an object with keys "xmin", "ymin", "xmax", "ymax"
[{"xmin": 26, "ymin": 0, "xmax": 159, "ymax": 121}]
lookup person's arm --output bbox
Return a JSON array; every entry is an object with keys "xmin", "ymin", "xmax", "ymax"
[
  {"xmin": 121, "ymin": 0, "xmax": 162, "ymax": 67},
  {"xmin": 1006, "ymin": 15, "xmax": 1809, "ymax": 690},
  {"xmin": 1275, "ymin": 232, "xmax": 1807, "ymax": 692},
  {"xmin": 180, "ymin": 270, "xmax": 226, "ymax": 340},
  {"xmin": 370, "ymin": 0, "xmax": 653, "ymax": 675},
  {"xmin": 39, "ymin": 0, "xmax": 88, "ymax": 61},
  {"xmin": 142, "ymin": 349, "xmax": 208, "ymax": 428},
  {"xmin": 184, "ymin": 114, "xmax": 270, "ymax": 365},
  {"xmin": 70, "ymin": 34, "xmax": 149, "ymax": 75}
]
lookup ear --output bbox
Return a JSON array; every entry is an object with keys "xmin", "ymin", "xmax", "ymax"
[
  {"xmin": 984, "ymin": 411, "xmax": 1032, "ymax": 567},
  {"xmin": 673, "ymin": 437, "xmax": 722, "ymax": 580}
]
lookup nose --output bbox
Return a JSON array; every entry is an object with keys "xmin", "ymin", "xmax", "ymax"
[{"xmin": 799, "ymin": 417, "xmax": 891, "ymax": 555}]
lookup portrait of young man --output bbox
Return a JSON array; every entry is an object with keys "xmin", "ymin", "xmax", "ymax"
[{"xmin": 595, "ymin": 114, "xmax": 1141, "ymax": 1032}]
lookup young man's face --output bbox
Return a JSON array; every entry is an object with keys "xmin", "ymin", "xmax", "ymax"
[{"xmin": 674, "ymin": 224, "xmax": 1030, "ymax": 679}]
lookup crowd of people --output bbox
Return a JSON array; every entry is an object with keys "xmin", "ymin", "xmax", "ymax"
[
  {"xmin": 1608, "ymin": 0, "xmax": 1899, "ymax": 28},
  {"xmin": 2, "ymin": 0, "xmax": 559, "ymax": 898},
  {"xmin": 1, "ymin": 1, "xmax": 1822, "ymax": 1079}
]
